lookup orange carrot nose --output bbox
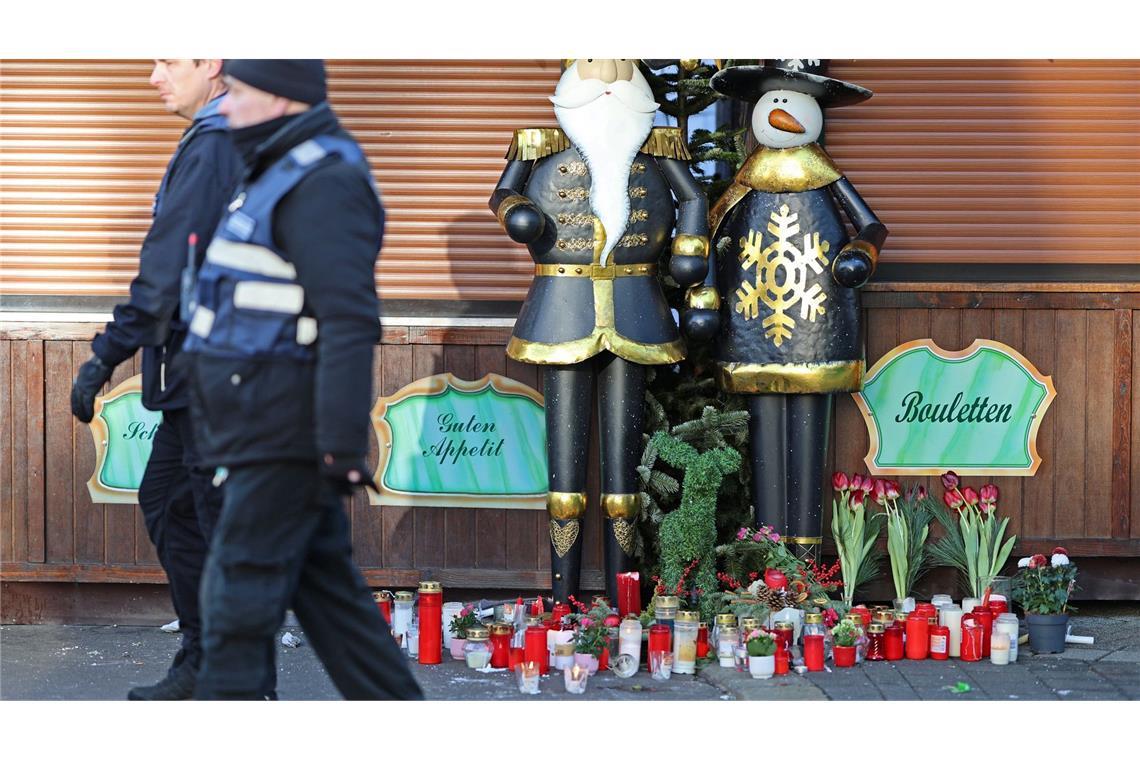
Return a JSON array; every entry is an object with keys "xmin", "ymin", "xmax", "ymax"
[{"xmin": 768, "ymin": 108, "xmax": 805, "ymax": 134}]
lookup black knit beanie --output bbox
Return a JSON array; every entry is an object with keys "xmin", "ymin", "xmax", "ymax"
[{"xmin": 223, "ymin": 59, "xmax": 327, "ymax": 105}]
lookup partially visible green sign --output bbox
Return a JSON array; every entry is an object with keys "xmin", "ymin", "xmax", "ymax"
[
  {"xmin": 854, "ymin": 339, "xmax": 1056, "ymax": 476},
  {"xmin": 370, "ymin": 373, "xmax": 547, "ymax": 508},
  {"xmin": 87, "ymin": 375, "xmax": 163, "ymax": 503}
]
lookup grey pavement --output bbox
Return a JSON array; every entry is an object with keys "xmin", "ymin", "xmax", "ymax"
[{"xmin": 2, "ymin": 602, "xmax": 1137, "ymax": 700}]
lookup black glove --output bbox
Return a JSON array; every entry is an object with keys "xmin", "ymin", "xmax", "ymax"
[
  {"xmin": 320, "ymin": 453, "xmax": 379, "ymax": 496},
  {"xmin": 503, "ymin": 203, "xmax": 545, "ymax": 244},
  {"xmin": 70, "ymin": 354, "xmax": 114, "ymax": 423},
  {"xmin": 832, "ymin": 248, "xmax": 873, "ymax": 289},
  {"xmin": 682, "ymin": 309, "xmax": 720, "ymax": 343}
]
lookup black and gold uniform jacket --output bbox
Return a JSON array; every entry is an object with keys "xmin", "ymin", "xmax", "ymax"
[
  {"xmin": 707, "ymin": 143, "xmax": 887, "ymax": 394},
  {"xmin": 490, "ymin": 127, "xmax": 708, "ymax": 366}
]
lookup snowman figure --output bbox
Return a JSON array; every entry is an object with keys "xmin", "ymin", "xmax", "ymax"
[{"xmin": 683, "ymin": 59, "xmax": 887, "ymax": 560}]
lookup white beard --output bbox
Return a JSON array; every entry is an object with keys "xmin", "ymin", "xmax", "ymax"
[{"xmin": 554, "ymin": 87, "xmax": 655, "ymax": 265}]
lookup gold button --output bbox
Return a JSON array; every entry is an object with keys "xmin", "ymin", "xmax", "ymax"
[
  {"xmin": 557, "ymin": 267, "xmax": 565, "ymax": 274},
  {"xmin": 557, "ymin": 241, "xmax": 566, "ymax": 250},
  {"xmin": 558, "ymin": 190, "xmax": 567, "ymax": 198},
  {"xmin": 624, "ymin": 267, "xmax": 633, "ymax": 274},
  {"xmin": 639, "ymin": 266, "xmax": 648, "ymax": 272},
  {"xmin": 558, "ymin": 166, "xmax": 568, "ymax": 174},
  {"xmin": 574, "ymin": 267, "xmax": 583, "ymax": 274}
]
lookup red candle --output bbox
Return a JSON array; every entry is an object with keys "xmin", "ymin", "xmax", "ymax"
[
  {"xmin": 489, "ymin": 623, "xmax": 513, "ymax": 669},
  {"xmin": 929, "ymin": 620, "xmax": 950, "ymax": 660},
  {"xmin": 988, "ymin": 599, "xmax": 1009, "ymax": 618},
  {"xmin": 508, "ymin": 646, "xmax": 525, "ymax": 670},
  {"xmin": 906, "ymin": 612, "xmax": 929, "ymax": 659},
  {"xmin": 774, "ymin": 640, "xmax": 790, "ymax": 675},
  {"xmin": 372, "ymin": 591, "xmax": 393, "ymax": 624},
  {"xmin": 866, "ymin": 624, "xmax": 886, "ymax": 661},
  {"xmin": 524, "ymin": 624, "xmax": 549, "ymax": 675},
  {"xmin": 971, "ymin": 607, "xmax": 994, "ymax": 657},
  {"xmin": 648, "ymin": 623, "xmax": 671, "ymax": 657},
  {"xmin": 884, "ymin": 624, "xmax": 904, "ymax": 661},
  {"xmin": 417, "ymin": 581, "xmax": 442, "ymax": 665},
  {"xmin": 696, "ymin": 623, "xmax": 710, "ymax": 659},
  {"xmin": 616, "ymin": 572, "xmax": 642, "ymax": 618},
  {"xmin": 551, "ymin": 603, "xmax": 571, "ymax": 628},
  {"xmin": 803, "ymin": 634, "xmax": 825, "ymax": 671},
  {"xmin": 960, "ymin": 619, "xmax": 983, "ymax": 662}
]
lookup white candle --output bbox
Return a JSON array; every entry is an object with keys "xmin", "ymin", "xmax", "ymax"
[
  {"xmin": 990, "ymin": 632, "xmax": 1010, "ymax": 665},
  {"xmin": 940, "ymin": 605, "xmax": 964, "ymax": 657},
  {"xmin": 961, "ymin": 597, "xmax": 981, "ymax": 614}
]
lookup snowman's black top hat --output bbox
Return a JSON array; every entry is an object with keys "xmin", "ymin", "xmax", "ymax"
[{"xmin": 711, "ymin": 59, "xmax": 872, "ymax": 108}]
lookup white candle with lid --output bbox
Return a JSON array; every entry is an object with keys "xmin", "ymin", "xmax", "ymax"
[{"xmin": 940, "ymin": 605, "xmax": 964, "ymax": 657}]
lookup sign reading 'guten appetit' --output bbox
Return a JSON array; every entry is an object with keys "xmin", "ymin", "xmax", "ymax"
[{"xmin": 854, "ymin": 339, "xmax": 1056, "ymax": 476}]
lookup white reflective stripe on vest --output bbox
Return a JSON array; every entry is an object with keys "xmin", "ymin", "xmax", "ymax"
[
  {"xmin": 296, "ymin": 316, "xmax": 319, "ymax": 345},
  {"xmin": 189, "ymin": 306, "xmax": 215, "ymax": 337},
  {"xmin": 233, "ymin": 281, "xmax": 305, "ymax": 314},
  {"xmin": 206, "ymin": 238, "xmax": 298, "ymax": 280}
]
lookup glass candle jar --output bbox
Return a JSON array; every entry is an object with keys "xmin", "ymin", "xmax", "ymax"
[
  {"xmin": 713, "ymin": 613, "xmax": 737, "ymax": 648},
  {"xmin": 464, "ymin": 627, "xmax": 491, "ymax": 669},
  {"xmin": 654, "ymin": 596, "xmax": 680, "ymax": 634},
  {"xmin": 995, "ymin": 613, "xmax": 1020, "ymax": 663},
  {"xmin": 884, "ymin": 623, "xmax": 904, "ymax": 661},
  {"xmin": 563, "ymin": 663, "xmax": 589, "ymax": 694},
  {"xmin": 488, "ymin": 622, "xmax": 513, "ymax": 669},
  {"xmin": 940, "ymin": 605, "xmax": 964, "ymax": 657},
  {"xmin": 718, "ymin": 625, "xmax": 738, "ymax": 667},
  {"xmin": 393, "ymin": 591, "xmax": 414, "ymax": 640},
  {"xmin": 524, "ymin": 623, "xmax": 549, "ymax": 675},
  {"xmin": 930, "ymin": 594, "xmax": 954, "ymax": 609},
  {"xmin": 739, "ymin": 617, "xmax": 762, "ymax": 640},
  {"xmin": 873, "ymin": 609, "xmax": 895, "ymax": 630},
  {"xmin": 894, "ymin": 611, "xmax": 909, "ymax": 648},
  {"xmin": 866, "ymin": 623, "xmax": 886, "ymax": 661},
  {"xmin": 618, "ymin": 616, "xmax": 642, "ymax": 670},
  {"xmin": 372, "ymin": 591, "xmax": 393, "ymax": 624},
  {"xmin": 990, "ymin": 630, "xmax": 1011, "ymax": 665},
  {"xmin": 988, "ymin": 597, "xmax": 1009, "ymax": 618},
  {"xmin": 552, "ymin": 642, "xmax": 576, "ymax": 670},
  {"xmin": 961, "ymin": 597, "xmax": 981, "ymax": 614},
  {"xmin": 905, "ymin": 612, "xmax": 929, "ymax": 659},
  {"xmin": 802, "ymin": 612, "xmax": 826, "ymax": 672},
  {"xmin": 773, "ymin": 622, "xmax": 795, "ymax": 655},
  {"xmin": 648, "ymin": 623, "xmax": 671, "ymax": 661},
  {"xmin": 929, "ymin": 618, "xmax": 949, "ymax": 660},
  {"xmin": 971, "ymin": 606, "xmax": 994, "ymax": 657},
  {"xmin": 851, "ymin": 605, "xmax": 873, "ymax": 628},
  {"xmin": 672, "ymin": 610, "xmax": 700, "ymax": 674},
  {"xmin": 696, "ymin": 623, "xmax": 710, "ymax": 659},
  {"xmin": 417, "ymin": 581, "xmax": 442, "ymax": 665},
  {"xmin": 406, "ymin": 624, "xmax": 419, "ymax": 658}
]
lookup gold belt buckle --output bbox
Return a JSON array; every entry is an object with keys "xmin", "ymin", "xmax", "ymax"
[{"xmin": 591, "ymin": 264, "xmax": 615, "ymax": 280}]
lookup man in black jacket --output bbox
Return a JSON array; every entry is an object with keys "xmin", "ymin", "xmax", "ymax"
[
  {"xmin": 69, "ymin": 59, "xmax": 246, "ymax": 700},
  {"xmin": 183, "ymin": 60, "xmax": 422, "ymax": 700}
]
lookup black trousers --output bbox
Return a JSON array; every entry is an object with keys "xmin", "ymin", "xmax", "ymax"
[
  {"xmin": 136, "ymin": 407, "xmax": 224, "ymax": 672},
  {"xmin": 195, "ymin": 461, "xmax": 424, "ymax": 700}
]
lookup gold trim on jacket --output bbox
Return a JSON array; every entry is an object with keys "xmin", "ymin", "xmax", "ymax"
[
  {"xmin": 504, "ymin": 126, "xmax": 691, "ymax": 162},
  {"xmin": 717, "ymin": 359, "xmax": 865, "ymax": 394}
]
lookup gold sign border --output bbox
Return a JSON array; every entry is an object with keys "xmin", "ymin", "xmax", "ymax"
[
  {"xmin": 86, "ymin": 374, "xmax": 157, "ymax": 504},
  {"xmin": 853, "ymin": 338, "xmax": 1057, "ymax": 477},
  {"xmin": 368, "ymin": 373, "xmax": 547, "ymax": 509}
]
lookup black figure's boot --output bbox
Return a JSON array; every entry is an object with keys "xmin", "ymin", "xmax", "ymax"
[
  {"xmin": 598, "ymin": 354, "xmax": 646, "ymax": 604},
  {"xmin": 544, "ymin": 363, "xmax": 592, "ymax": 604},
  {"xmin": 785, "ymin": 393, "xmax": 833, "ymax": 563},
  {"xmin": 748, "ymin": 394, "xmax": 789, "ymax": 533}
]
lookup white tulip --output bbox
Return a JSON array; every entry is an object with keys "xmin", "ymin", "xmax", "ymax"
[{"xmin": 1051, "ymin": 554, "xmax": 1070, "ymax": 567}]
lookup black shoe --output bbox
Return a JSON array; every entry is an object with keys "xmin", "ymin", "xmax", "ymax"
[{"xmin": 127, "ymin": 662, "xmax": 197, "ymax": 700}]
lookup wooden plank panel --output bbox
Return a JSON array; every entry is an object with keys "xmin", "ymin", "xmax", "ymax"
[
  {"xmin": 1132, "ymin": 310, "xmax": 1140, "ymax": 538},
  {"xmin": 991, "ymin": 310, "xmax": 1026, "ymax": 538},
  {"xmin": 1022, "ymin": 311, "xmax": 1056, "ymax": 539},
  {"xmin": 1052, "ymin": 312, "xmax": 1087, "ymax": 538},
  {"xmin": 473, "ymin": 346, "xmax": 506, "ymax": 570},
  {"xmin": 376, "ymin": 343, "xmax": 413, "ymax": 569},
  {"xmin": 1084, "ymin": 311, "xmax": 1115, "ymax": 538},
  {"xmin": 43, "ymin": 341, "xmax": 75, "ymax": 564},
  {"xmin": 503, "ymin": 357, "xmax": 541, "ymax": 572},
  {"xmin": 0, "ymin": 341, "xmax": 12, "ymax": 563},
  {"xmin": 958, "ymin": 308, "xmax": 993, "ymax": 349},
  {"xmin": 25, "ymin": 341, "xmax": 46, "ymax": 563},
  {"xmin": 71, "ymin": 342, "xmax": 103, "ymax": 562},
  {"xmin": 1109, "ymin": 309, "xmax": 1132, "ymax": 539}
]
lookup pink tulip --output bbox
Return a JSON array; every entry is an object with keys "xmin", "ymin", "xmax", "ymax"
[
  {"xmin": 885, "ymin": 481, "xmax": 901, "ymax": 500},
  {"xmin": 872, "ymin": 479, "xmax": 889, "ymax": 505},
  {"xmin": 944, "ymin": 491, "xmax": 964, "ymax": 510},
  {"xmin": 962, "ymin": 487, "xmax": 980, "ymax": 506},
  {"xmin": 832, "ymin": 472, "xmax": 850, "ymax": 492},
  {"xmin": 916, "ymin": 485, "xmax": 928, "ymax": 500},
  {"xmin": 980, "ymin": 484, "xmax": 999, "ymax": 505},
  {"xmin": 850, "ymin": 473, "xmax": 864, "ymax": 493},
  {"xmin": 859, "ymin": 475, "xmax": 874, "ymax": 494},
  {"xmin": 941, "ymin": 471, "xmax": 960, "ymax": 490}
]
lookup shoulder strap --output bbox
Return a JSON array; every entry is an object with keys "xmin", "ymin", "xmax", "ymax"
[{"xmin": 505, "ymin": 127, "xmax": 569, "ymax": 161}]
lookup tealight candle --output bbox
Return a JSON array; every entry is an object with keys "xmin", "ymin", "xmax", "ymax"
[{"xmin": 564, "ymin": 664, "xmax": 588, "ymax": 694}]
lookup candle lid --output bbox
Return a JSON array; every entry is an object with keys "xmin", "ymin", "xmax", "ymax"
[
  {"xmin": 804, "ymin": 613, "xmax": 823, "ymax": 624},
  {"xmin": 524, "ymin": 615, "xmax": 542, "ymax": 627},
  {"xmin": 868, "ymin": 623, "xmax": 885, "ymax": 634},
  {"xmin": 372, "ymin": 591, "xmax": 392, "ymax": 601},
  {"xmin": 774, "ymin": 621, "xmax": 794, "ymax": 630},
  {"xmin": 394, "ymin": 591, "xmax": 415, "ymax": 602},
  {"xmin": 715, "ymin": 613, "xmax": 737, "ymax": 626},
  {"xmin": 873, "ymin": 610, "xmax": 894, "ymax": 622},
  {"xmin": 895, "ymin": 612, "xmax": 909, "ymax": 621},
  {"xmin": 466, "ymin": 626, "xmax": 490, "ymax": 641},
  {"xmin": 676, "ymin": 610, "xmax": 701, "ymax": 623},
  {"xmin": 418, "ymin": 580, "xmax": 442, "ymax": 593},
  {"xmin": 488, "ymin": 622, "xmax": 514, "ymax": 635},
  {"xmin": 739, "ymin": 617, "xmax": 761, "ymax": 629},
  {"xmin": 655, "ymin": 595, "xmax": 680, "ymax": 610}
]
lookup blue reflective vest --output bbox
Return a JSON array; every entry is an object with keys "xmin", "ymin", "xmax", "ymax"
[{"xmin": 183, "ymin": 133, "xmax": 372, "ymax": 362}]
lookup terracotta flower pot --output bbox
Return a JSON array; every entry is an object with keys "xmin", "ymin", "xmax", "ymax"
[
  {"xmin": 1026, "ymin": 613, "xmax": 1069, "ymax": 654},
  {"xmin": 833, "ymin": 645, "xmax": 857, "ymax": 667},
  {"xmin": 748, "ymin": 655, "xmax": 775, "ymax": 679}
]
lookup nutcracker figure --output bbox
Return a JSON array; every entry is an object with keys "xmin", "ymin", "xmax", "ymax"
[
  {"xmin": 489, "ymin": 59, "xmax": 709, "ymax": 603},
  {"xmin": 684, "ymin": 59, "xmax": 887, "ymax": 561}
]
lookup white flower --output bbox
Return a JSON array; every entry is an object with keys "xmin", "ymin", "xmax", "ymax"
[
  {"xmin": 1017, "ymin": 557, "xmax": 1031, "ymax": 568},
  {"xmin": 1051, "ymin": 554, "xmax": 1070, "ymax": 567}
]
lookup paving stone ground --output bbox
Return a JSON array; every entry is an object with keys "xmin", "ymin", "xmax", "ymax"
[{"xmin": 2, "ymin": 603, "xmax": 1137, "ymax": 700}]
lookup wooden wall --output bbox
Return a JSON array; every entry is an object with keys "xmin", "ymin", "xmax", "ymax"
[{"xmin": 2, "ymin": 284, "xmax": 1138, "ymax": 593}]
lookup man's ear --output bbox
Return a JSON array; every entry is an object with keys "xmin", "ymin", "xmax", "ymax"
[{"xmin": 205, "ymin": 59, "xmax": 224, "ymax": 81}]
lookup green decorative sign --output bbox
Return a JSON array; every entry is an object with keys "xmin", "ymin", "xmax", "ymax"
[
  {"xmin": 87, "ymin": 375, "xmax": 164, "ymax": 503},
  {"xmin": 369, "ymin": 373, "xmax": 547, "ymax": 508},
  {"xmin": 854, "ymin": 339, "xmax": 1056, "ymax": 476}
]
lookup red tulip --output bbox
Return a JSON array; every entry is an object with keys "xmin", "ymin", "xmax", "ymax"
[
  {"xmin": 941, "ymin": 471, "xmax": 960, "ymax": 491},
  {"xmin": 1052, "ymin": 546, "xmax": 1068, "ymax": 557},
  {"xmin": 943, "ymin": 490, "xmax": 964, "ymax": 510},
  {"xmin": 604, "ymin": 614, "xmax": 621, "ymax": 627},
  {"xmin": 872, "ymin": 479, "xmax": 889, "ymax": 505},
  {"xmin": 916, "ymin": 485, "xmax": 928, "ymax": 500},
  {"xmin": 832, "ymin": 472, "xmax": 850, "ymax": 492},
  {"xmin": 980, "ymin": 484, "xmax": 999, "ymax": 505},
  {"xmin": 850, "ymin": 473, "xmax": 864, "ymax": 493},
  {"xmin": 962, "ymin": 487, "xmax": 980, "ymax": 506},
  {"xmin": 859, "ymin": 475, "xmax": 873, "ymax": 494},
  {"xmin": 886, "ymin": 481, "xmax": 901, "ymax": 500},
  {"xmin": 1028, "ymin": 553, "xmax": 1048, "ymax": 569},
  {"xmin": 850, "ymin": 492, "xmax": 865, "ymax": 509}
]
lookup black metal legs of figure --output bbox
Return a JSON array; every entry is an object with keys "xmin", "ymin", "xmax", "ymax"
[
  {"xmin": 544, "ymin": 353, "xmax": 645, "ymax": 604},
  {"xmin": 747, "ymin": 393, "xmax": 833, "ymax": 562}
]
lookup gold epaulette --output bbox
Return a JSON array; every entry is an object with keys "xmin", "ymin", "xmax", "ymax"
[
  {"xmin": 639, "ymin": 127, "xmax": 691, "ymax": 160},
  {"xmin": 505, "ymin": 127, "xmax": 569, "ymax": 161}
]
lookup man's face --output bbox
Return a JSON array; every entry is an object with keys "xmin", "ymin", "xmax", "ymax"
[
  {"xmin": 218, "ymin": 76, "xmax": 289, "ymax": 129},
  {"xmin": 149, "ymin": 59, "xmax": 215, "ymax": 120}
]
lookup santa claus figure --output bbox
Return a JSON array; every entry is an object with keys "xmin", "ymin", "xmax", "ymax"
[
  {"xmin": 685, "ymin": 59, "xmax": 888, "ymax": 560},
  {"xmin": 489, "ymin": 59, "xmax": 709, "ymax": 603}
]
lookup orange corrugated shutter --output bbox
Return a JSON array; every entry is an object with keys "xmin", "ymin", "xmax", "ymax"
[
  {"xmin": 826, "ymin": 59, "xmax": 1140, "ymax": 264},
  {"xmin": 0, "ymin": 59, "xmax": 562, "ymax": 300}
]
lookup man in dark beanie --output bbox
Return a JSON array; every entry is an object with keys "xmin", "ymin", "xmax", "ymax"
[{"xmin": 183, "ymin": 59, "xmax": 423, "ymax": 700}]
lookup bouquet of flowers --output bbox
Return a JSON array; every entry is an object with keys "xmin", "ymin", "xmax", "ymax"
[
  {"xmin": 1012, "ymin": 547, "xmax": 1078, "ymax": 615},
  {"xmin": 927, "ymin": 472, "xmax": 1017, "ymax": 598},
  {"xmin": 830, "ymin": 473, "xmax": 884, "ymax": 606},
  {"xmin": 744, "ymin": 630, "xmax": 777, "ymax": 657},
  {"xmin": 568, "ymin": 596, "xmax": 619, "ymax": 656},
  {"xmin": 873, "ymin": 478, "xmax": 933, "ymax": 603},
  {"xmin": 448, "ymin": 604, "xmax": 480, "ymax": 640}
]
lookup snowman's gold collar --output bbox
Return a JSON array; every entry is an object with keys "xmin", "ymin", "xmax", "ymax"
[{"xmin": 737, "ymin": 143, "xmax": 842, "ymax": 194}]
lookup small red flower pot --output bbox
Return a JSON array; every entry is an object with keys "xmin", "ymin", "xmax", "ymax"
[{"xmin": 833, "ymin": 645, "xmax": 857, "ymax": 668}]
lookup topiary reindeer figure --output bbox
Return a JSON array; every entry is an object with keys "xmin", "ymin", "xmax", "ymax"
[{"xmin": 651, "ymin": 430, "xmax": 742, "ymax": 618}]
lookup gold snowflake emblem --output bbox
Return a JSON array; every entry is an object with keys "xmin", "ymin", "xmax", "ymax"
[{"xmin": 734, "ymin": 204, "xmax": 830, "ymax": 346}]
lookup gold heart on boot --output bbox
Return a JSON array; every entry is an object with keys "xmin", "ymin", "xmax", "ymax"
[
  {"xmin": 549, "ymin": 519, "xmax": 580, "ymax": 558},
  {"xmin": 611, "ymin": 518, "xmax": 636, "ymax": 555}
]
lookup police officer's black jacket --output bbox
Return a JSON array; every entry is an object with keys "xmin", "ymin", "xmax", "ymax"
[
  {"xmin": 91, "ymin": 96, "xmax": 241, "ymax": 411},
  {"xmin": 188, "ymin": 104, "xmax": 383, "ymax": 467}
]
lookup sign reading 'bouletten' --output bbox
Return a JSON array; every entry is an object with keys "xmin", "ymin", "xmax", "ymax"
[
  {"xmin": 854, "ymin": 339, "xmax": 1056, "ymax": 476},
  {"xmin": 370, "ymin": 373, "xmax": 547, "ymax": 509}
]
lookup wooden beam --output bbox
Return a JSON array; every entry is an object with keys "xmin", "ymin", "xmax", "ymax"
[{"xmin": 1112, "ymin": 309, "xmax": 1133, "ymax": 538}]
